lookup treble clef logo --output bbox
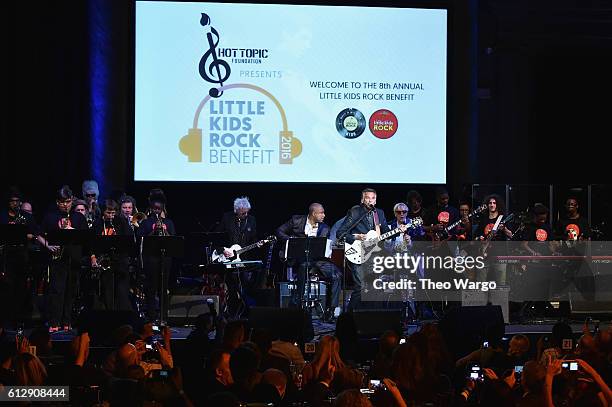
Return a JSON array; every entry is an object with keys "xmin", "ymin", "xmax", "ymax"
[{"xmin": 199, "ymin": 13, "xmax": 231, "ymax": 98}]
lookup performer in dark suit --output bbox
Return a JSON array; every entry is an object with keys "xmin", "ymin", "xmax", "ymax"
[
  {"xmin": 215, "ymin": 196, "xmax": 257, "ymax": 251},
  {"xmin": 276, "ymin": 203, "xmax": 341, "ymax": 320},
  {"xmin": 337, "ymin": 188, "xmax": 391, "ymax": 311}
]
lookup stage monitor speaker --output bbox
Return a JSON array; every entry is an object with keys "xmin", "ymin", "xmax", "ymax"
[
  {"xmin": 462, "ymin": 287, "xmax": 510, "ymax": 323},
  {"xmin": 248, "ymin": 306, "xmax": 314, "ymax": 343},
  {"xmin": 439, "ymin": 305, "xmax": 505, "ymax": 359},
  {"xmin": 168, "ymin": 295, "xmax": 219, "ymax": 325},
  {"xmin": 352, "ymin": 309, "xmax": 402, "ymax": 338},
  {"xmin": 76, "ymin": 310, "xmax": 141, "ymax": 346}
]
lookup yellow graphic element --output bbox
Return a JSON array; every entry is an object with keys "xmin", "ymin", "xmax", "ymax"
[
  {"xmin": 279, "ymin": 130, "xmax": 302, "ymax": 164},
  {"xmin": 178, "ymin": 128, "xmax": 202, "ymax": 162},
  {"xmin": 178, "ymin": 83, "xmax": 301, "ymax": 163}
]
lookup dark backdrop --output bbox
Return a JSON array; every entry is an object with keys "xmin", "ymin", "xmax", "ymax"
[{"xmin": 3, "ymin": 0, "xmax": 612, "ymax": 238}]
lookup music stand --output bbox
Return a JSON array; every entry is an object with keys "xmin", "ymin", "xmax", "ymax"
[
  {"xmin": 142, "ymin": 236, "xmax": 184, "ymax": 324},
  {"xmin": 187, "ymin": 232, "xmax": 226, "ymax": 266},
  {"xmin": 0, "ymin": 225, "xmax": 28, "ymax": 279},
  {"xmin": 285, "ymin": 237, "xmax": 327, "ymax": 310},
  {"xmin": 89, "ymin": 235, "xmax": 136, "ymax": 310},
  {"xmin": 46, "ymin": 229, "xmax": 92, "ymax": 319}
]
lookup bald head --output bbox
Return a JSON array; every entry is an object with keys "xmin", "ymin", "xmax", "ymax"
[{"xmin": 308, "ymin": 203, "xmax": 325, "ymax": 224}]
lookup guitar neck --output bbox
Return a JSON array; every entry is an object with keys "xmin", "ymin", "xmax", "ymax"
[
  {"xmin": 445, "ymin": 206, "xmax": 485, "ymax": 233},
  {"xmin": 377, "ymin": 221, "xmax": 418, "ymax": 242},
  {"xmin": 236, "ymin": 241, "xmax": 259, "ymax": 255}
]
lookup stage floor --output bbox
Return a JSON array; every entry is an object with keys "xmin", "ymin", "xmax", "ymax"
[{"xmin": 36, "ymin": 318, "xmax": 610, "ymax": 343}]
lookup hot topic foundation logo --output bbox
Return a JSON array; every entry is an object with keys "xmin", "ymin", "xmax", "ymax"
[{"xmin": 179, "ymin": 13, "xmax": 301, "ymax": 164}]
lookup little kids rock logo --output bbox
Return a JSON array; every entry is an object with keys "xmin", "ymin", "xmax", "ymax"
[{"xmin": 179, "ymin": 13, "xmax": 301, "ymax": 164}]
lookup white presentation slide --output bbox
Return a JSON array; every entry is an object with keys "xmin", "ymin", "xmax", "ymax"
[{"xmin": 135, "ymin": 1, "xmax": 447, "ymax": 183}]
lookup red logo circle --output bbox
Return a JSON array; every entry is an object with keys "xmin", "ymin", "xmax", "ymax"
[
  {"xmin": 437, "ymin": 211, "xmax": 450, "ymax": 223},
  {"xmin": 369, "ymin": 109, "xmax": 398, "ymax": 139},
  {"xmin": 535, "ymin": 229, "xmax": 548, "ymax": 241},
  {"xmin": 566, "ymin": 224, "xmax": 580, "ymax": 240}
]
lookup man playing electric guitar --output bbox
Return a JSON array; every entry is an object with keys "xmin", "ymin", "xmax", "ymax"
[
  {"xmin": 337, "ymin": 188, "xmax": 406, "ymax": 310},
  {"xmin": 475, "ymin": 194, "xmax": 513, "ymax": 284}
]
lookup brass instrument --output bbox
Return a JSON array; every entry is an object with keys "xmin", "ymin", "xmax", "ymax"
[
  {"xmin": 51, "ymin": 215, "xmax": 71, "ymax": 260},
  {"xmin": 85, "ymin": 212, "xmax": 94, "ymax": 229},
  {"xmin": 130, "ymin": 212, "xmax": 147, "ymax": 228},
  {"xmin": 12, "ymin": 208, "xmax": 27, "ymax": 225},
  {"xmin": 153, "ymin": 214, "xmax": 168, "ymax": 236}
]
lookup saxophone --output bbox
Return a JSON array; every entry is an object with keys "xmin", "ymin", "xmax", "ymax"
[
  {"xmin": 12, "ymin": 208, "xmax": 27, "ymax": 225},
  {"xmin": 97, "ymin": 218, "xmax": 116, "ymax": 270}
]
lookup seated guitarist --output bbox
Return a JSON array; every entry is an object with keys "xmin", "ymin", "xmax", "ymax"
[
  {"xmin": 337, "ymin": 188, "xmax": 391, "ymax": 311},
  {"xmin": 213, "ymin": 196, "xmax": 262, "ymax": 314},
  {"xmin": 276, "ymin": 203, "xmax": 341, "ymax": 321},
  {"xmin": 214, "ymin": 196, "xmax": 258, "ymax": 260}
]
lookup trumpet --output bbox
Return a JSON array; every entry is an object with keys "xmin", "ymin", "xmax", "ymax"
[{"xmin": 152, "ymin": 213, "xmax": 168, "ymax": 236}]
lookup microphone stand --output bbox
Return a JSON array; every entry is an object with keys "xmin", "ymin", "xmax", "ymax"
[{"xmin": 337, "ymin": 205, "xmax": 375, "ymax": 242}]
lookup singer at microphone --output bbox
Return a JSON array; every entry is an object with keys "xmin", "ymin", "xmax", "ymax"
[{"xmin": 336, "ymin": 188, "xmax": 390, "ymax": 311}]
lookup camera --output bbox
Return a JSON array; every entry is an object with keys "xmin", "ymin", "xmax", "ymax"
[
  {"xmin": 561, "ymin": 360, "xmax": 579, "ymax": 371},
  {"xmin": 483, "ymin": 341, "xmax": 489, "ymax": 349},
  {"xmin": 468, "ymin": 365, "xmax": 484, "ymax": 381},
  {"xmin": 514, "ymin": 365, "xmax": 523, "ymax": 378},
  {"xmin": 151, "ymin": 369, "xmax": 170, "ymax": 380}
]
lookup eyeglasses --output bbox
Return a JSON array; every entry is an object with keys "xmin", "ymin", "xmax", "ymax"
[
  {"xmin": 488, "ymin": 201, "xmax": 496, "ymax": 205},
  {"xmin": 395, "ymin": 210, "xmax": 408, "ymax": 214},
  {"xmin": 85, "ymin": 193, "xmax": 97, "ymax": 198}
]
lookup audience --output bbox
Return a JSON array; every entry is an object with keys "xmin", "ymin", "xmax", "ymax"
[{"xmin": 0, "ymin": 314, "xmax": 610, "ymax": 407}]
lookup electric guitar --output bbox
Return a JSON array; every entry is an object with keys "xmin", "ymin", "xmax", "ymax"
[
  {"xmin": 344, "ymin": 217, "xmax": 423, "ymax": 264},
  {"xmin": 212, "ymin": 235, "xmax": 276, "ymax": 263},
  {"xmin": 481, "ymin": 213, "xmax": 515, "ymax": 257},
  {"xmin": 434, "ymin": 204, "xmax": 487, "ymax": 240}
]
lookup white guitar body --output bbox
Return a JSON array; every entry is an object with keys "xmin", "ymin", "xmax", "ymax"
[
  {"xmin": 212, "ymin": 244, "xmax": 242, "ymax": 263},
  {"xmin": 211, "ymin": 236, "xmax": 277, "ymax": 264},
  {"xmin": 344, "ymin": 230, "xmax": 383, "ymax": 264},
  {"xmin": 344, "ymin": 217, "xmax": 423, "ymax": 264}
]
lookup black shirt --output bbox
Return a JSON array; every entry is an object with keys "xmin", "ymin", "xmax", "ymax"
[
  {"xmin": 41, "ymin": 208, "xmax": 88, "ymax": 233},
  {"xmin": 92, "ymin": 216, "xmax": 131, "ymax": 236},
  {"xmin": 556, "ymin": 216, "xmax": 591, "ymax": 240},
  {"xmin": 137, "ymin": 217, "xmax": 176, "ymax": 237},
  {"xmin": 214, "ymin": 211, "xmax": 257, "ymax": 247},
  {"xmin": 0, "ymin": 210, "xmax": 38, "ymax": 236}
]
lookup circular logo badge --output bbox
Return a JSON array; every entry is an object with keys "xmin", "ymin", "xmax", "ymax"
[
  {"xmin": 535, "ymin": 228, "xmax": 548, "ymax": 241},
  {"xmin": 336, "ymin": 108, "xmax": 366, "ymax": 139},
  {"xmin": 437, "ymin": 211, "xmax": 450, "ymax": 223},
  {"xmin": 369, "ymin": 109, "xmax": 398, "ymax": 139},
  {"xmin": 566, "ymin": 224, "xmax": 580, "ymax": 240}
]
